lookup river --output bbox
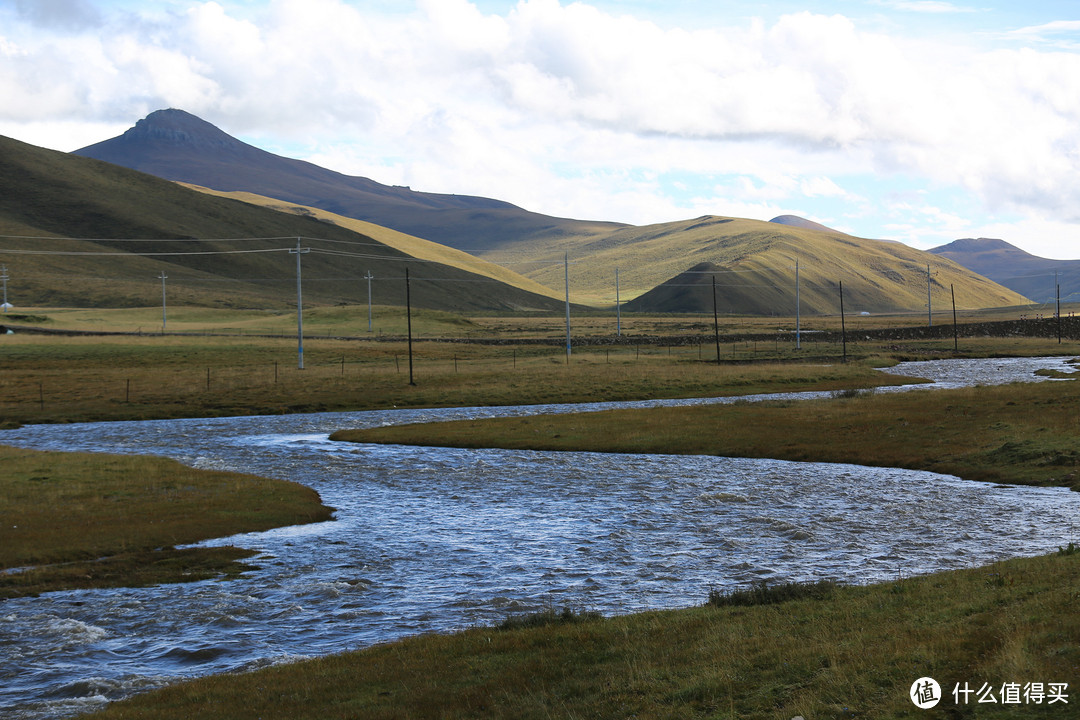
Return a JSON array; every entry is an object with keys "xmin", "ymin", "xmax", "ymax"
[{"xmin": 1, "ymin": 356, "xmax": 1078, "ymax": 719}]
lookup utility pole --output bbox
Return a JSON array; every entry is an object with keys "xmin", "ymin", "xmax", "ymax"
[
  {"xmin": 1057, "ymin": 279, "xmax": 1062, "ymax": 344},
  {"xmin": 951, "ymin": 284, "xmax": 958, "ymax": 352},
  {"xmin": 615, "ymin": 267, "xmax": 621, "ymax": 337},
  {"xmin": 405, "ymin": 267, "xmax": 415, "ymax": 385},
  {"xmin": 795, "ymin": 257, "xmax": 801, "ymax": 350},
  {"xmin": 712, "ymin": 275, "xmax": 721, "ymax": 365},
  {"xmin": 839, "ymin": 280, "xmax": 847, "ymax": 363},
  {"xmin": 364, "ymin": 270, "xmax": 374, "ymax": 332},
  {"xmin": 564, "ymin": 253, "xmax": 571, "ymax": 362},
  {"xmin": 290, "ymin": 238, "xmax": 310, "ymax": 369},
  {"xmin": 1, "ymin": 265, "xmax": 8, "ymax": 313},
  {"xmin": 158, "ymin": 271, "xmax": 168, "ymax": 333},
  {"xmin": 927, "ymin": 264, "xmax": 933, "ymax": 327}
]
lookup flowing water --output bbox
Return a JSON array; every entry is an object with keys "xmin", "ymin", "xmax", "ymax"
[{"xmin": 1, "ymin": 356, "xmax": 1078, "ymax": 719}]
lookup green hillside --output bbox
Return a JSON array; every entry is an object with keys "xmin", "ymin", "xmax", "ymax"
[{"xmin": 0, "ymin": 135, "xmax": 565, "ymax": 313}]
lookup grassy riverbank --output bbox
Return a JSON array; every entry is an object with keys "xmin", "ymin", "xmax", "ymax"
[
  {"xmin": 0, "ymin": 445, "xmax": 333, "ymax": 598},
  {"xmin": 334, "ymin": 376, "xmax": 1080, "ymax": 488},
  {"xmin": 0, "ymin": 333, "xmax": 922, "ymax": 426},
  {"xmin": 84, "ymin": 550, "xmax": 1080, "ymax": 719}
]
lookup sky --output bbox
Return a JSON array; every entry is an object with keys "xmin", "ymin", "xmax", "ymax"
[{"xmin": 3, "ymin": 0, "xmax": 1080, "ymax": 258}]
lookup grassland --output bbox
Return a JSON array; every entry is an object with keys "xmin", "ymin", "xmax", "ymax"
[
  {"xmin": 0, "ymin": 305, "xmax": 956, "ymax": 427},
  {"xmin": 0, "ymin": 445, "xmax": 333, "ymax": 599},
  {"xmin": 335, "ymin": 378, "xmax": 1080, "ymax": 488}
]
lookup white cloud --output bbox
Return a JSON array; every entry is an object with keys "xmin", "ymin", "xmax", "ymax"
[
  {"xmin": 1, "ymin": 1, "xmax": 1080, "ymax": 257},
  {"xmin": 870, "ymin": 1, "xmax": 978, "ymax": 13}
]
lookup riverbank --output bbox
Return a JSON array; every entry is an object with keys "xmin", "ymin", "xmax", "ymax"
[
  {"xmin": 333, "ymin": 376, "xmax": 1080, "ymax": 489},
  {"xmin": 81, "ymin": 549, "xmax": 1080, "ymax": 719},
  {"xmin": 0, "ymin": 445, "xmax": 334, "ymax": 599}
]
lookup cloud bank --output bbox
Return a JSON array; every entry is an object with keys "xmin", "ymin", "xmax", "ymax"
[{"xmin": 2, "ymin": 0, "xmax": 1079, "ymax": 256}]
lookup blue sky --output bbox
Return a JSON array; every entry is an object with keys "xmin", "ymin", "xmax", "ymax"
[{"xmin": 3, "ymin": 0, "xmax": 1080, "ymax": 258}]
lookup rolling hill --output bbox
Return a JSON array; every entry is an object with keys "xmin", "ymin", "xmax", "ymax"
[
  {"xmin": 0, "ymin": 134, "xmax": 567, "ymax": 312},
  {"xmin": 71, "ymin": 109, "xmax": 1031, "ymax": 315},
  {"xmin": 506, "ymin": 214, "xmax": 1028, "ymax": 313},
  {"xmin": 929, "ymin": 238, "xmax": 1080, "ymax": 306}
]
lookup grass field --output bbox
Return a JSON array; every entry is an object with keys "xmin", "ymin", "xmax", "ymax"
[
  {"xmin": 1, "ymin": 304, "xmax": 1076, "ymax": 427},
  {"xmin": 335, "ymin": 377, "xmax": 1080, "ymax": 488},
  {"xmin": 0, "ymin": 445, "xmax": 333, "ymax": 599}
]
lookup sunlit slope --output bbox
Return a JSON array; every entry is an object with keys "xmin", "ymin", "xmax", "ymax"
[
  {"xmin": 185, "ymin": 186, "xmax": 563, "ymax": 302},
  {"xmin": 498, "ymin": 215, "xmax": 1028, "ymax": 313},
  {"xmin": 0, "ymin": 134, "xmax": 565, "ymax": 312}
]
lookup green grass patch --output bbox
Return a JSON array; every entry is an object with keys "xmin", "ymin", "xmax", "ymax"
[{"xmin": 0, "ymin": 445, "xmax": 333, "ymax": 598}]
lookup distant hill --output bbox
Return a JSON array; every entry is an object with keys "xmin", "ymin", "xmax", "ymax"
[
  {"xmin": 0, "ymin": 134, "xmax": 566, "ymax": 312},
  {"xmin": 71, "ymin": 109, "xmax": 1031, "ymax": 314},
  {"xmin": 769, "ymin": 215, "xmax": 844, "ymax": 234},
  {"xmin": 929, "ymin": 238, "xmax": 1080, "ymax": 305},
  {"xmin": 518, "ymin": 215, "xmax": 1027, "ymax": 313},
  {"xmin": 74, "ymin": 109, "xmax": 622, "ymax": 253}
]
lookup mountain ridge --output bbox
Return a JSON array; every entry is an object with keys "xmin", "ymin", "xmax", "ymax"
[
  {"xmin": 75, "ymin": 109, "xmax": 623, "ymax": 252},
  {"xmin": 0, "ymin": 132, "xmax": 567, "ymax": 311},
  {"xmin": 929, "ymin": 238, "xmax": 1080, "ymax": 305},
  {"xmin": 70, "ymin": 109, "xmax": 1032, "ymax": 314}
]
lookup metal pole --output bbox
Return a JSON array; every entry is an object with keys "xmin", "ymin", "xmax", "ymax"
[
  {"xmin": 364, "ymin": 270, "xmax": 374, "ymax": 332},
  {"xmin": 839, "ymin": 281, "xmax": 847, "ymax": 363},
  {"xmin": 291, "ymin": 237, "xmax": 310, "ymax": 369},
  {"xmin": 1, "ymin": 264, "xmax": 8, "ymax": 312},
  {"xmin": 951, "ymin": 284, "xmax": 958, "ymax": 352},
  {"xmin": 564, "ymin": 252, "xmax": 571, "ymax": 362},
  {"xmin": 615, "ymin": 267, "xmax": 621, "ymax": 337},
  {"xmin": 712, "ymin": 275, "xmax": 721, "ymax": 365},
  {"xmin": 927, "ymin": 264, "xmax": 932, "ymax": 327},
  {"xmin": 795, "ymin": 258, "xmax": 801, "ymax": 350},
  {"xmin": 1058, "ymin": 281, "xmax": 1062, "ymax": 344},
  {"xmin": 158, "ymin": 271, "xmax": 167, "ymax": 333},
  {"xmin": 406, "ymin": 267, "xmax": 416, "ymax": 385}
]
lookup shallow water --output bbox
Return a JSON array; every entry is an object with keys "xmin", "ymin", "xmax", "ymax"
[{"xmin": 1, "ymin": 356, "xmax": 1078, "ymax": 719}]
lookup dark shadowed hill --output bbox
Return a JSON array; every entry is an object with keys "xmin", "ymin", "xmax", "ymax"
[
  {"xmin": 74, "ymin": 109, "xmax": 623, "ymax": 253},
  {"xmin": 0, "ymin": 133, "xmax": 567, "ymax": 312},
  {"xmin": 622, "ymin": 261, "xmax": 795, "ymax": 315},
  {"xmin": 929, "ymin": 238, "xmax": 1080, "ymax": 305}
]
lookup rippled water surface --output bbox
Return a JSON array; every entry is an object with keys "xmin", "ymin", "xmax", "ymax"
[{"xmin": 2, "ymin": 356, "xmax": 1078, "ymax": 718}]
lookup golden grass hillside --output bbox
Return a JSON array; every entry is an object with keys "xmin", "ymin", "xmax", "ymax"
[
  {"xmin": 186, "ymin": 185, "xmax": 564, "ymax": 302},
  {"xmin": 486, "ymin": 215, "xmax": 1029, "ymax": 312}
]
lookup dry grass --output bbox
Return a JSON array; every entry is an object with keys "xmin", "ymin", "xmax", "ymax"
[
  {"xmin": 0, "ymin": 445, "xmax": 333, "ymax": 597},
  {"xmin": 83, "ymin": 552, "xmax": 1080, "ymax": 719},
  {"xmin": 337, "ymin": 378, "xmax": 1080, "ymax": 488},
  {"xmin": 0, "ymin": 327, "xmax": 916, "ymax": 426}
]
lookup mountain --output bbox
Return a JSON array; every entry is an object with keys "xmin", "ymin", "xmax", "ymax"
[
  {"xmin": 0, "ymin": 133, "xmax": 566, "ymax": 312},
  {"xmin": 516, "ymin": 215, "xmax": 1027, "ymax": 313},
  {"xmin": 74, "ymin": 109, "xmax": 622, "ymax": 253},
  {"xmin": 929, "ymin": 238, "xmax": 1080, "ymax": 305},
  {"xmin": 72, "ymin": 109, "xmax": 1031, "ymax": 314}
]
